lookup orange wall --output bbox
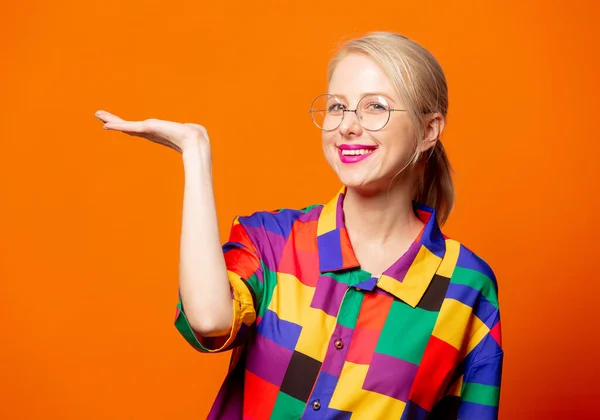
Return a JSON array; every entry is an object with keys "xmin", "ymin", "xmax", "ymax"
[{"xmin": 1, "ymin": 1, "xmax": 599, "ymax": 419}]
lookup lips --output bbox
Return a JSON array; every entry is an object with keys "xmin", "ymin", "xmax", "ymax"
[
  {"xmin": 337, "ymin": 144, "xmax": 378, "ymax": 150},
  {"xmin": 337, "ymin": 144, "xmax": 378, "ymax": 164}
]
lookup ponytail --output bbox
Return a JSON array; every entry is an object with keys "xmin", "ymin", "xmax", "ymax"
[{"xmin": 414, "ymin": 141, "xmax": 454, "ymax": 226}]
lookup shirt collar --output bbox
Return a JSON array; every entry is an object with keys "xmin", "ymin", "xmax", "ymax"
[{"xmin": 316, "ymin": 185, "xmax": 446, "ymax": 308}]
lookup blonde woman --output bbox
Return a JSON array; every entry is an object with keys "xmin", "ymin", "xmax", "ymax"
[{"xmin": 96, "ymin": 31, "xmax": 503, "ymax": 420}]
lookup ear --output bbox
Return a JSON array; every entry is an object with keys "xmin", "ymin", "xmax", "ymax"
[{"xmin": 419, "ymin": 112, "xmax": 444, "ymax": 153}]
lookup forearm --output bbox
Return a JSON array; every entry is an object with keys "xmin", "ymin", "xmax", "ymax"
[{"xmin": 178, "ymin": 145, "xmax": 233, "ymax": 336}]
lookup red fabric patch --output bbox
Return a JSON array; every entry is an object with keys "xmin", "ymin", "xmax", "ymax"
[
  {"xmin": 224, "ymin": 247, "xmax": 260, "ymax": 280},
  {"xmin": 292, "ymin": 219, "xmax": 318, "ymax": 252},
  {"xmin": 356, "ymin": 293, "xmax": 393, "ymax": 330},
  {"xmin": 490, "ymin": 319, "xmax": 502, "ymax": 347},
  {"xmin": 409, "ymin": 335, "xmax": 460, "ymax": 411},
  {"xmin": 278, "ymin": 245, "xmax": 320, "ymax": 287},
  {"xmin": 416, "ymin": 209, "xmax": 432, "ymax": 224},
  {"xmin": 346, "ymin": 327, "xmax": 381, "ymax": 365},
  {"xmin": 243, "ymin": 371, "xmax": 280, "ymax": 420},
  {"xmin": 229, "ymin": 223, "xmax": 255, "ymax": 247},
  {"xmin": 276, "ymin": 217, "xmax": 319, "ymax": 286},
  {"xmin": 339, "ymin": 228, "xmax": 360, "ymax": 268},
  {"xmin": 225, "ymin": 223, "xmax": 260, "ymax": 279}
]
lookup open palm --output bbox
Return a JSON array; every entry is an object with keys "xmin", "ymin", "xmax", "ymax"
[{"xmin": 95, "ymin": 110, "xmax": 209, "ymax": 154}]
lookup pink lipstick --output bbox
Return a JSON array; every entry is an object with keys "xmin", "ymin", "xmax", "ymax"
[{"xmin": 337, "ymin": 144, "xmax": 378, "ymax": 164}]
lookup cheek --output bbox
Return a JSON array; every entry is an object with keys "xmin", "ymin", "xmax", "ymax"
[
  {"xmin": 321, "ymin": 133, "xmax": 339, "ymax": 167},
  {"xmin": 321, "ymin": 131, "xmax": 336, "ymax": 145},
  {"xmin": 321, "ymin": 132, "xmax": 337, "ymax": 154},
  {"xmin": 384, "ymin": 121, "xmax": 418, "ymax": 153}
]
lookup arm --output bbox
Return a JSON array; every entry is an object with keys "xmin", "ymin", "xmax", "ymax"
[
  {"xmin": 177, "ymin": 145, "xmax": 233, "ymax": 337},
  {"xmin": 430, "ymin": 254, "xmax": 503, "ymax": 420},
  {"xmin": 457, "ymin": 311, "xmax": 503, "ymax": 420},
  {"xmin": 430, "ymin": 310, "xmax": 503, "ymax": 420},
  {"xmin": 95, "ymin": 111, "xmax": 236, "ymax": 337}
]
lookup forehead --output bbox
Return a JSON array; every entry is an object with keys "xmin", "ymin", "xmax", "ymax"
[{"xmin": 328, "ymin": 53, "xmax": 398, "ymax": 101}]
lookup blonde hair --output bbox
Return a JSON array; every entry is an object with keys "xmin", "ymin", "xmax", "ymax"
[{"xmin": 327, "ymin": 31, "xmax": 455, "ymax": 225}]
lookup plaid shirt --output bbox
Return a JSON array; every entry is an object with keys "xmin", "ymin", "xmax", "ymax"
[{"xmin": 174, "ymin": 186, "xmax": 503, "ymax": 419}]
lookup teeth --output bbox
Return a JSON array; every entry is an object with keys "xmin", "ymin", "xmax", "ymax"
[{"xmin": 341, "ymin": 149, "xmax": 375, "ymax": 156}]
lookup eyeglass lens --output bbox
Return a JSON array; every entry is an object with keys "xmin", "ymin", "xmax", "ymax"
[{"xmin": 310, "ymin": 94, "xmax": 392, "ymax": 131}]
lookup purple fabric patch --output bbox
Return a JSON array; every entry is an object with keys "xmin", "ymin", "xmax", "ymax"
[
  {"xmin": 363, "ymin": 352, "xmax": 419, "ymax": 401},
  {"xmin": 384, "ymin": 242, "xmax": 421, "ymax": 283},
  {"xmin": 310, "ymin": 275, "xmax": 348, "ymax": 316},
  {"xmin": 244, "ymin": 225, "xmax": 286, "ymax": 273},
  {"xmin": 246, "ymin": 333, "xmax": 293, "ymax": 387},
  {"xmin": 298, "ymin": 205, "xmax": 323, "ymax": 223},
  {"xmin": 335, "ymin": 192, "xmax": 345, "ymax": 228}
]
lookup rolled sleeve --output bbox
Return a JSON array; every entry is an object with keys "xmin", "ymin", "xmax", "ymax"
[{"xmin": 174, "ymin": 216, "xmax": 264, "ymax": 353}]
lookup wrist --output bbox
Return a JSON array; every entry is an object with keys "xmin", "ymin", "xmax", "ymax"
[
  {"xmin": 182, "ymin": 144, "xmax": 212, "ymax": 172},
  {"xmin": 182, "ymin": 140, "xmax": 210, "ymax": 160}
]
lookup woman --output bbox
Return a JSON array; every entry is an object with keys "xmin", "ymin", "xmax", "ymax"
[{"xmin": 96, "ymin": 31, "xmax": 503, "ymax": 420}]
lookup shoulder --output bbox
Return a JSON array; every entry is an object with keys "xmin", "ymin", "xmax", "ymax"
[
  {"xmin": 445, "ymin": 238, "xmax": 499, "ymax": 306},
  {"xmin": 232, "ymin": 203, "xmax": 324, "ymax": 242}
]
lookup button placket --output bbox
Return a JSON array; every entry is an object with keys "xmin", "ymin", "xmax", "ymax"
[{"xmin": 303, "ymin": 287, "xmax": 360, "ymax": 418}]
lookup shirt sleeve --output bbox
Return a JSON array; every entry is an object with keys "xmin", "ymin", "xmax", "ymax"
[
  {"xmin": 429, "ymin": 308, "xmax": 503, "ymax": 420},
  {"xmin": 173, "ymin": 215, "xmax": 264, "ymax": 353},
  {"xmin": 457, "ymin": 308, "xmax": 503, "ymax": 420}
]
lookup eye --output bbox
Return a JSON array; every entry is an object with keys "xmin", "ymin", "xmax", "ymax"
[
  {"xmin": 364, "ymin": 101, "xmax": 388, "ymax": 113},
  {"xmin": 368, "ymin": 102, "xmax": 387, "ymax": 110},
  {"xmin": 327, "ymin": 103, "xmax": 345, "ymax": 113}
]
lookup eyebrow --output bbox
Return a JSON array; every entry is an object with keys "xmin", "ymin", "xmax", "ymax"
[{"xmin": 329, "ymin": 92, "xmax": 397, "ymax": 103}]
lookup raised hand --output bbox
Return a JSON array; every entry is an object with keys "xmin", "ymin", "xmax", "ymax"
[{"xmin": 95, "ymin": 110, "xmax": 210, "ymax": 155}]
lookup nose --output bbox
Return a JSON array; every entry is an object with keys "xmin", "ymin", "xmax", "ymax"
[{"xmin": 338, "ymin": 110, "xmax": 363, "ymax": 137}]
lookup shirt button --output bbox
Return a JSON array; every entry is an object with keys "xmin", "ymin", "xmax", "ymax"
[
  {"xmin": 312, "ymin": 400, "xmax": 321, "ymax": 410},
  {"xmin": 334, "ymin": 339, "xmax": 344, "ymax": 349}
]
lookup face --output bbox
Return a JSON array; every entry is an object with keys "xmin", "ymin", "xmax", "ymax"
[{"xmin": 321, "ymin": 53, "xmax": 424, "ymax": 193}]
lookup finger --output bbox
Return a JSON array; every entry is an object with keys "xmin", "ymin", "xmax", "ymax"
[
  {"xmin": 95, "ymin": 110, "xmax": 126, "ymax": 124},
  {"xmin": 103, "ymin": 121, "xmax": 146, "ymax": 133}
]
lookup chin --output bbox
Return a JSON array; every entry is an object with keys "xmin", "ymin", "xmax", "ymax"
[
  {"xmin": 338, "ymin": 167, "xmax": 396, "ymax": 193},
  {"xmin": 337, "ymin": 174, "xmax": 379, "ymax": 193},
  {"xmin": 339, "ymin": 176, "xmax": 369, "ymax": 188}
]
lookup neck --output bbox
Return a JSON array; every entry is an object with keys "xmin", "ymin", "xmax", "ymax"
[{"xmin": 342, "ymin": 181, "xmax": 423, "ymax": 246}]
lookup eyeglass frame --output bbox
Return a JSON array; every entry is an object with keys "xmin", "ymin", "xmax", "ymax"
[{"xmin": 309, "ymin": 93, "xmax": 408, "ymax": 132}]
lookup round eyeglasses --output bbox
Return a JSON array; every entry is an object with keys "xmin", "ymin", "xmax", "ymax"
[{"xmin": 309, "ymin": 94, "xmax": 407, "ymax": 131}]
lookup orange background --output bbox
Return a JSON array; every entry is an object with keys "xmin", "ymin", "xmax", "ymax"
[{"xmin": 1, "ymin": 1, "xmax": 599, "ymax": 419}]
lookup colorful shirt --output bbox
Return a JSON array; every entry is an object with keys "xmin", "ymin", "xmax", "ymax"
[{"xmin": 174, "ymin": 186, "xmax": 503, "ymax": 420}]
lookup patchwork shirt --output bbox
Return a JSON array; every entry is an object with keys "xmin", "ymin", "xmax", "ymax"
[{"xmin": 174, "ymin": 186, "xmax": 503, "ymax": 419}]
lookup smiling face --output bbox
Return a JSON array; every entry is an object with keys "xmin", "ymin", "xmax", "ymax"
[{"xmin": 322, "ymin": 53, "xmax": 419, "ymax": 193}]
